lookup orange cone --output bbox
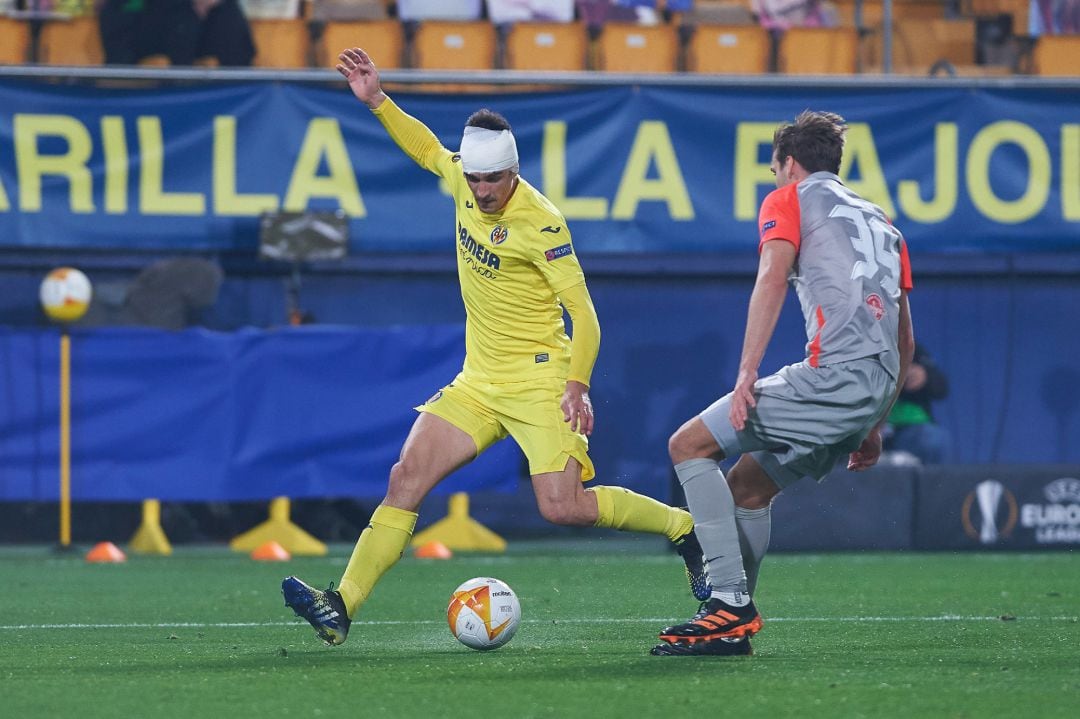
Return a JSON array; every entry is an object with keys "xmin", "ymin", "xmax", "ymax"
[
  {"xmin": 414, "ymin": 540, "xmax": 452, "ymax": 559},
  {"xmin": 251, "ymin": 540, "xmax": 291, "ymax": 561},
  {"xmin": 86, "ymin": 542, "xmax": 126, "ymax": 563}
]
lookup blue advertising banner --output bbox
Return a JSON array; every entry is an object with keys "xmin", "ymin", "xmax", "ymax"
[
  {"xmin": 0, "ymin": 79, "xmax": 1077, "ymax": 255},
  {"xmin": 0, "ymin": 325, "xmax": 523, "ymax": 501}
]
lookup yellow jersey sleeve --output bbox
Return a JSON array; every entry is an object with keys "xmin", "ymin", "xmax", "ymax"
[
  {"xmin": 558, "ymin": 281, "xmax": 601, "ymax": 387},
  {"xmin": 371, "ymin": 96, "xmax": 457, "ymax": 179}
]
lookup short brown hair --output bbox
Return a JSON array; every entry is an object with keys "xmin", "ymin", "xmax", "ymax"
[{"xmin": 772, "ymin": 110, "xmax": 847, "ymax": 175}]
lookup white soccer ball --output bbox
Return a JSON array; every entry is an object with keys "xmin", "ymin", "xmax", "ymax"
[
  {"xmin": 39, "ymin": 267, "xmax": 93, "ymax": 323},
  {"xmin": 447, "ymin": 576, "xmax": 521, "ymax": 651}
]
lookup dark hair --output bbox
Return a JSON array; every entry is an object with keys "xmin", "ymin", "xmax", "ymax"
[
  {"xmin": 466, "ymin": 109, "xmax": 512, "ymax": 132},
  {"xmin": 772, "ymin": 110, "xmax": 847, "ymax": 174}
]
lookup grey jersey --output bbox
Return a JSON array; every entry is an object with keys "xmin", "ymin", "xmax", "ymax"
[{"xmin": 758, "ymin": 172, "xmax": 911, "ymax": 379}]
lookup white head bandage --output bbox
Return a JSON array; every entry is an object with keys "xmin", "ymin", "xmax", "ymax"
[{"xmin": 459, "ymin": 126, "xmax": 518, "ymax": 174}]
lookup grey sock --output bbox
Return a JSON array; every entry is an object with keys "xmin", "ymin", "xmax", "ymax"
[
  {"xmin": 674, "ymin": 458, "xmax": 747, "ymax": 594},
  {"xmin": 735, "ymin": 505, "xmax": 772, "ymax": 596}
]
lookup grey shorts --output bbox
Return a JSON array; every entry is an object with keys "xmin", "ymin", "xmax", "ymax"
[{"xmin": 700, "ymin": 357, "xmax": 896, "ymax": 489}]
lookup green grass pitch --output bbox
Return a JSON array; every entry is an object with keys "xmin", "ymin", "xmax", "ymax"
[{"xmin": 2, "ymin": 542, "xmax": 1077, "ymax": 718}]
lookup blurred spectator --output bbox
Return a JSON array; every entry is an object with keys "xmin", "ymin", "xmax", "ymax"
[
  {"xmin": 98, "ymin": 0, "xmax": 256, "ymax": 66},
  {"xmin": 751, "ymin": 0, "xmax": 837, "ymax": 30},
  {"xmin": 577, "ymin": 0, "xmax": 661, "ymax": 26},
  {"xmin": 239, "ymin": 0, "xmax": 300, "ymax": 18},
  {"xmin": 308, "ymin": 0, "xmax": 386, "ymax": 21},
  {"xmin": 485, "ymin": 0, "xmax": 574, "ymax": 24},
  {"xmin": 1029, "ymin": 0, "xmax": 1080, "ymax": 35},
  {"xmin": 884, "ymin": 343, "xmax": 951, "ymax": 464},
  {"xmin": 397, "ymin": 0, "xmax": 483, "ymax": 20}
]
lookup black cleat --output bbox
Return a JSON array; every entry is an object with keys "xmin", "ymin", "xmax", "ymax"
[
  {"xmin": 659, "ymin": 596, "xmax": 763, "ymax": 643},
  {"xmin": 672, "ymin": 529, "xmax": 712, "ymax": 601},
  {"xmin": 282, "ymin": 576, "xmax": 351, "ymax": 646},
  {"xmin": 650, "ymin": 635, "xmax": 753, "ymax": 656}
]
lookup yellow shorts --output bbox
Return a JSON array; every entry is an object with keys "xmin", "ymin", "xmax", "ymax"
[{"xmin": 416, "ymin": 373, "xmax": 595, "ymax": 482}]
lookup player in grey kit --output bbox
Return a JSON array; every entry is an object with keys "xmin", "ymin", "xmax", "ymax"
[{"xmin": 651, "ymin": 111, "xmax": 915, "ymax": 656}]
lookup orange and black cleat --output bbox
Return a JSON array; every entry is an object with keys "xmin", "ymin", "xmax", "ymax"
[
  {"xmin": 650, "ymin": 635, "xmax": 753, "ymax": 656},
  {"xmin": 657, "ymin": 597, "xmax": 763, "ymax": 645}
]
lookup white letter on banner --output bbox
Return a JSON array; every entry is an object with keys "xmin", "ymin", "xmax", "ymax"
[
  {"xmin": 733, "ymin": 122, "xmax": 775, "ymax": 221},
  {"xmin": 612, "ymin": 121, "xmax": 694, "ymax": 220},
  {"xmin": 283, "ymin": 118, "xmax": 364, "ymax": 216},
  {"xmin": 966, "ymin": 121, "xmax": 1050, "ymax": 224},
  {"xmin": 839, "ymin": 124, "xmax": 897, "ymax": 219},
  {"xmin": 1063, "ymin": 125, "xmax": 1079, "ymax": 221},
  {"xmin": 101, "ymin": 116, "xmax": 128, "ymax": 214},
  {"xmin": 138, "ymin": 117, "xmax": 205, "ymax": 215},
  {"xmin": 541, "ymin": 121, "xmax": 607, "ymax": 219},
  {"xmin": 897, "ymin": 123, "xmax": 958, "ymax": 224},
  {"xmin": 214, "ymin": 116, "xmax": 279, "ymax": 216},
  {"xmin": 14, "ymin": 114, "xmax": 95, "ymax": 213}
]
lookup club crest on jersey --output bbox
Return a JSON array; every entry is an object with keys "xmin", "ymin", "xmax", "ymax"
[
  {"xmin": 545, "ymin": 243, "xmax": 573, "ymax": 261},
  {"xmin": 490, "ymin": 225, "xmax": 509, "ymax": 245},
  {"xmin": 865, "ymin": 293, "xmax": 885, "ymax": 320}
]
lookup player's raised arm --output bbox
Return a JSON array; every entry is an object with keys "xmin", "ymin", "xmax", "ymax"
[
  {"xmin": 337, "ymin": 47, "xmax": 452, "ymax": 175},
  {"xmin": 337, "ymin": 48, "xmax": 386, "ymax": 109}
]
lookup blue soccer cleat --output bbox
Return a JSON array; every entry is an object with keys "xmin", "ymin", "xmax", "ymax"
[
  {"xmin": 672, "ymin": 529, "xmax": 712, "ymax": 601},
  {"xmin": 282, "ymin": 576, "xmax": 351, "ymax": 646}
]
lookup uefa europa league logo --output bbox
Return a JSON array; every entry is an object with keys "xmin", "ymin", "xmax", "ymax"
[
  {"xmin": 961, "ymin": 479, "xmax": 1018, "ymax": 544},
  {"xmin": 975, "ymin": 480, "xmax": 1003, "ymax": 543}
]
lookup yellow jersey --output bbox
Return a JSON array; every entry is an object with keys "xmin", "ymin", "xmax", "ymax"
[{"xmin": 373, "ymin": 98, "xmax": 590, "ymax": 384}]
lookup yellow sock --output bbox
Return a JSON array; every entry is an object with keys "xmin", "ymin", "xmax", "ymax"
[
  {"xmin": 337, "ymin": 504, "xmax": 418, "ymax": 617},
  {"xmin": 587, "ymin": 485, "xmax": 693, "ymax": 542}
]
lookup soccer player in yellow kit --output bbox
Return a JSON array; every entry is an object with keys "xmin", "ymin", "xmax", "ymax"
[{"xmin": 282, "ymin": 48, "xmax": 708, "ymax": 647}]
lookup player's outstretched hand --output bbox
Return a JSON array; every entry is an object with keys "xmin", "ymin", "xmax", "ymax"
[
  {"xmin": 561, "ymin": 380, "xmax": 594, "ymax": 436},
  {"xmin": 728, "ymin": 368, "xmax": 758, "ymax": 431},
  {"xmin": 336, "ymin": 48, "xmax": 385, "ymax": 108},
  {"xmin": 847, "ymin": 427, "xmax": 883, "ymax": 471}
]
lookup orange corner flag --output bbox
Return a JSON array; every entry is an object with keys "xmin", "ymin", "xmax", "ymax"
[
  {"xmin": 414, "ymin": 540, "xmax": 452, "ymax": 559},
  {"xmin": 251, "ymin": 540, "xmax": 291, "ymax": 561},
  {"xmin": 86, "ymin": 542, "xmax": 127, "ymax": 563}
]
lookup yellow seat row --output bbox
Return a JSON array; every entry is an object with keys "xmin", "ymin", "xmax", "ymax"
[{"xmin": 0, "ymin": 16, "xmax": 1076, "ymax": 77}]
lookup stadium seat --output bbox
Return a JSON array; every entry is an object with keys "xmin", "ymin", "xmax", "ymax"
[
  {"xmin": 37, "ymin": 17, "xmax": 105, "ymax": 66},
  {"xmin": 686, "ymin": 24, "xmax": 770, "ymax": 74},
  {"xmin": 778, "ymin": 27, "xmax": 859, "ymax": 74},
  {"xmin": 0, "ymin": 17, "xmax": 31, "ymax": 64},
  {"xmin": 597, "ymin": 23, "xmax": 680, "ymax": 73},
  {"xmin": 892, "ymin": 18, "xmax": 977, "ymax": 74},
  {"xmin": 250, "ymin": 18, "xmax": 311, "ymax": 68},
  {"xmin": 504, "ymin": 22, "xmax": 589, "ymax": 72},
  {"xmin": 411, "ymin": 21, "xmax": 497, "ymax": 70},
  {"xmin": 319, "ymin": 19, "xmax": 405, "ymax": 69},
  {"xmin": 1033, "ymin": 35, "xmax": 1080, "ymax": 76}
]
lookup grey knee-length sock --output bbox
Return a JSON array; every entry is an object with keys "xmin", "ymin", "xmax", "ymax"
[
  {"xmin": 674, "ymin": 458, "xmax": 747, "ymax": 594},
  {"xmin": 735, "ymin": 505, "xmax": 771, "ymax": 596}
]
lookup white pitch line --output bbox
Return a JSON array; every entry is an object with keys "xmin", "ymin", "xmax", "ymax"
[{"xmin": 1, "ymin": 616, "xmax": 1076, "ymax": 631}]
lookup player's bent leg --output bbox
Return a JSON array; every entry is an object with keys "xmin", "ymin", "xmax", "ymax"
[
  {"xmin": 284, "ymin": 413, "xmax": 479, "ymax": 646},
  {"xmin": 728, "ymin": 454, "xmax": 779, "ymax": 596},
  {"xmin": 339, "ymin": 412, "xmax": 478, "ymax": 613},
  {"xmin": 668, "ymin": 415, "xmax": 725, "ymax": 465},
  {"xmin": 531, "ymin": 457, "xmax": 598, "ymax": 526}
]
